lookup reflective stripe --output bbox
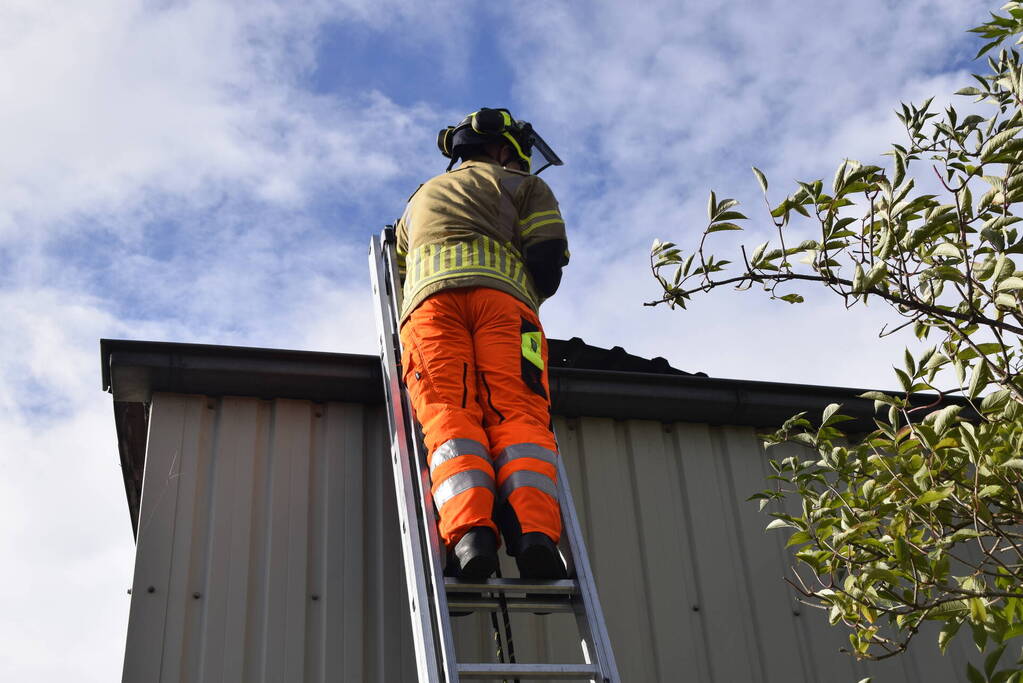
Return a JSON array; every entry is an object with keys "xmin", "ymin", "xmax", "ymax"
[
  {"xmin": 519, "ymin": 209, "xmax": 564, "ymax": 238},
  {"xmin": 434, "ymin": 469, "xmax": 495, "ymax": 509},
  {"xmin": 396, "ymin": 246, "xmax": 408, "ymax": 277},
  {"xmin": 499, "ymin": 469, "xmax": 557, "ymax": 502},
  {"xmin": 518, "ymin": 209, "xmax": 560, "ymax": 225},
  {"xmin": 403, "ymin": 235, "xmax": 538, "ymax": 307},
  {"xmin": 494, "ymin": 443, "xmax": 557, "ymax": 473},
  {"xmin": 521, "ymin": 217, "xmax": 565, "ymax": 238},
  {"xmin": 430, "ymin": 438, "xmax": 489, "ymax": 474}
]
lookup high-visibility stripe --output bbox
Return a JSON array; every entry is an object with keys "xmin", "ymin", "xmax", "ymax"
[
  {"xmin": 498, "ymin": 469, "xmax": 557, "ymax": 502},
  {"xmin": 430, "ymin": 438, "xmax": 490, "ymax": 474},
  {"xmin": 521, "ymin": 217, "xmax": 565, "ymax": 238},
  {"xmin": 494, "ymin": 443, "xmax": 557, "ymax": 473},
  {"xmin": 434, "ymin": 469, "xmax": 495, "ymax": 509},
  {"xmin": 403, "ymin": 235, "xmax": 538, "ymax": 308},
  {"xmin": 518, "ymin": 210, "xmax": 560, "ymax": 225}
]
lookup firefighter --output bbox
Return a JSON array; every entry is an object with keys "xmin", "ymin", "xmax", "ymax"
[{"xmin": 395, "ymin": 108, "xmax": 569, "ymax": 583}]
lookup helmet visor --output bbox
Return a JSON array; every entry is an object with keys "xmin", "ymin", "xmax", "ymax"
[{"xmin": 512, "ymin": 121, "xmax": 562, "ymax": 174}]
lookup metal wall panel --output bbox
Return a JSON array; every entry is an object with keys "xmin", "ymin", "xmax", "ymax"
[
  {"xmin": 123, "ymin": 396, "xmax": 975, "ymax": 682},
  {"xmin": 123, "ymin": 394, "xmax": 416, "ymax": 683}
]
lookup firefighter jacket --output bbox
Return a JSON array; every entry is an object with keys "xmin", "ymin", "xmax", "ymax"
[{"xmin": 395, "ymin": 157, "xmax": 569, "ymax": 321}]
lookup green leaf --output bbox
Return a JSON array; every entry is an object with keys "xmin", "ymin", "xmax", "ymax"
[
  {"xmin": 968, "ymin": 662, "xmax": 984, "ymax": 683},
  {"xmin": 779, "ymin": 293, "xmax": 805, "ymax": 304},
  {"xmin": 766, "ymin": 519, "xmax": 795, "ymax": 531},
  {"xmin": 939, "ymin": 619, "xmax": 962, "ymax": 653},
  {"xmin": 1001, "ymin": 623, "xmax": 1023, "ymax": 643},
  {"xmin": 753, "ymin": 166, "xmax": 768, "ymax": 194},
  {"xmin": 895, "ymin": 367, "xmax": 912, "ymax": 392},
  {"xmin": 981, "ymin": 390, "xmax": 1011, "ymax": 412},
  {"xmin": 995, "ymin": 293, "xmax": 1017, "ymax": 308},
  {"xmin": 996, "ymin": 276, "xmax": 1023, "ymax": 291},
  {"xmin": 707, "ymin": 191, "xmax": 716, "ymax": 220},
  {"xmin": 929, "ymin": 600, "xmax": 970, "ymax": 619},
  {"xmin": 934, "ymin": 404, "xmax": 963, "ymax": 433},
  {"xmin": 707, "ymin": 222, "xmax": 743, "ymax": 233},
  {"xmin": 916, "ymin": 487, "xmax": 953, "ymax": 506},
  {"xmin": 969, "ymin": 360, "xmax": 991, "ymax": 399},
  {"xmin": 931, "ymin": 243, "xmax": 963, "ymax": 259},
  {"xmin": 859, "ymin": 391, "xmax": 897, "ymax": 405},
  {"xmin": 1001, "ymin": 459, "xmax": 1023, "ymax": 470},
  {"xmin": 978, "ymin": 485, "xmax": 1004, "ymax": 499},
  {"xmin": 976, "ymin": 38, "xmax": 1002, "ymax": 59},
  {"xmin": 750, "ymin": 241, "xmax": 769, "ymax": 264},
  {"xmin": 786, "ymin": 530, "xmax": 812, "ymax": 547},
  {"xmin": 981, "ymin": 125, "xmax": 1023, "ymax": 160},
  {"xmin": 852, "ymin": 263, "xmax": 865, "ymax": 293},
  {"xmin": 864, "ymin": 263, "xmax": 888, "ymax": 289},
  {"xmin": 970, "ymin": 597, "xmax": 988, "ymax": 623},
  {"xmin": 985, "ymin": 643, "xmax": 1007, "ymax": 677}
]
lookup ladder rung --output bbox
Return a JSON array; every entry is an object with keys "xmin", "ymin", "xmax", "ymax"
[
  {"xmin": 458, "ymin": 662, "xmax": 600, "ymax": 680},
  {"xmin": 445, "ymin": 577, "xmax": 578, "ymax": 594},
  {"xmin": 447, "ymin": 596, "xmax": 574, "ymax": 613}
]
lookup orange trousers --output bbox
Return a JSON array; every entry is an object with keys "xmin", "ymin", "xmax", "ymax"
[{"xmin": 399, "ymin": 287, "xmax": 561, "ymax": 550}]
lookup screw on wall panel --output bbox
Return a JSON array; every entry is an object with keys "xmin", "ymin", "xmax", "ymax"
[
  {"xmin": 311, "ymin": 594, "xmax": 320, "ymax": 601},
  {"xmin": 207, "ymin": 399, "xmax": 216, "ymax": 410},
  {"xmin": 127, "ymin": 588, "xmax": 132, "ymax": 595},
  {"xmin": 663, "ymin": 424, "xmax": 673, "ymax": 433},
  {"xmin": 147, "ymin": 586, "xmax": 156, "ymax": 594},
  {"xmin": 792, "ymin": 610, "xmax": 801, "ymax": 616},
  {"xmin": 691, "ymin": 605, "xmax": 700, "ymax": 612},
  {"xmin": 193, "ymin": 592, "xmax": 201, "ymax": 599}
]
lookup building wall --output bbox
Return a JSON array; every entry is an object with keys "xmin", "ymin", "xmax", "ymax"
[{"xmin": 123, "ymin": 393, "xmax": 973, "ymax": 683}]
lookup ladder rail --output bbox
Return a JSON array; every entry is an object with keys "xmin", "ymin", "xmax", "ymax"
[
  {"xmin": 370, "ymin": 233, "xmax": 457, "ymax": 682},
  {"xmin": 553, "ymin": 453, "xmax": 621, "ymax": 682},
  {"xmin": 382, "ymin": 232, "xmax": 462, "ymax": 681}
]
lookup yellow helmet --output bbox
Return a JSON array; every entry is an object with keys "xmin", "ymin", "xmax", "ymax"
[{"xmin": 437, "ymin": 107, "xmax": 563, "ymax": 174}]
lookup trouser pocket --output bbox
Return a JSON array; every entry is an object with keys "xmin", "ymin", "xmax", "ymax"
[{"xmin": 520, "ymin": 317, "xmax": 547, "ymax": 400}]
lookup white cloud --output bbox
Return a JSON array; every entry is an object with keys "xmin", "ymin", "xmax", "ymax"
[
  {"xmin": 500, "ymin": 0, "xmax": 992, "ymax": 389},
  {"xmin": 0, "ymin": 288, "xmax": 157, "ymax": 681},
  {"xmin": 0, "ymin": 403, "xmax": 134, "ymax": 683},
  {"xmin": 0, "ymin": 0, "xmax": 455, "ymax": 240}
]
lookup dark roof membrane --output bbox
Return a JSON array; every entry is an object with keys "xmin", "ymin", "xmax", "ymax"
[{"xmin": 548, "ymin": 337, "xmax": 703, "ymax": 376}]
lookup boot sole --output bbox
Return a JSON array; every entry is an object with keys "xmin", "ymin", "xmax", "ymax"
[
  {"xmin": 458, "ymin": 551, "xmax": 498, "ymax": 581},
  {"xmin": 517, "ymin": 544, "xmax": 568, "ymax": 615},
  {"xmin": 516, "ymin": 544, "xmax": 567, "ymax": 580},
  {"xmin": 448, "ymin": 551, "xmax": 498, "ymax": 618}
]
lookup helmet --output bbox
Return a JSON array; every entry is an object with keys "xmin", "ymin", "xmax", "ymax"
[{"xmin": 437, "ymin": 108, "xmax": 563, "ymax": 174}]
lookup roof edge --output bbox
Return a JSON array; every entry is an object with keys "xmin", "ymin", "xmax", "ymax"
[
  {"xmin": 101, "ymin": 338, "xmax": 909, "ymax": 427},
  {"xmin": 103, "ymin": 338, "xmax": 969, "ymax": 535}
]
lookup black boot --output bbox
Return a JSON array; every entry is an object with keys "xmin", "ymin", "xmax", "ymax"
[
  {"xmin": 514, "ymin": 532, "xmax": 567, "ymax": 615},
  {"xmin": 514, "ymin": 532, "xmax": 567, "ymax": 580},
  {"xmin": 446, "ymin": 527, "xmax": 498, "ymax": 617},
  {"xmin": 451, "ymin": 526, "xmax": 498, "ymax": 580}
]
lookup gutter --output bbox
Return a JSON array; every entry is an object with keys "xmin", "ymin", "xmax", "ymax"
[{"xmin": 101, "ymin": 338, "xmax": 965, "ymax": 535}]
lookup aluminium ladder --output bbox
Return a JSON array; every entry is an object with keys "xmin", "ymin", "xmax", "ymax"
[{"xmin": 369, "ymin": 227, "xmax": 621, "ymax": 683}]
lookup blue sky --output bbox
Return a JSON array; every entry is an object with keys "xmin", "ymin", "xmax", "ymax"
[{"xmin": 0, "ymin": 1, "xmax": 995, "ymax": 680}]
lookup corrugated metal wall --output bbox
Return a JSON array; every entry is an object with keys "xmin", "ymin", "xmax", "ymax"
[{"xmin": 123, "ymin": 393, "xmax": 974, "ymax": 682}]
